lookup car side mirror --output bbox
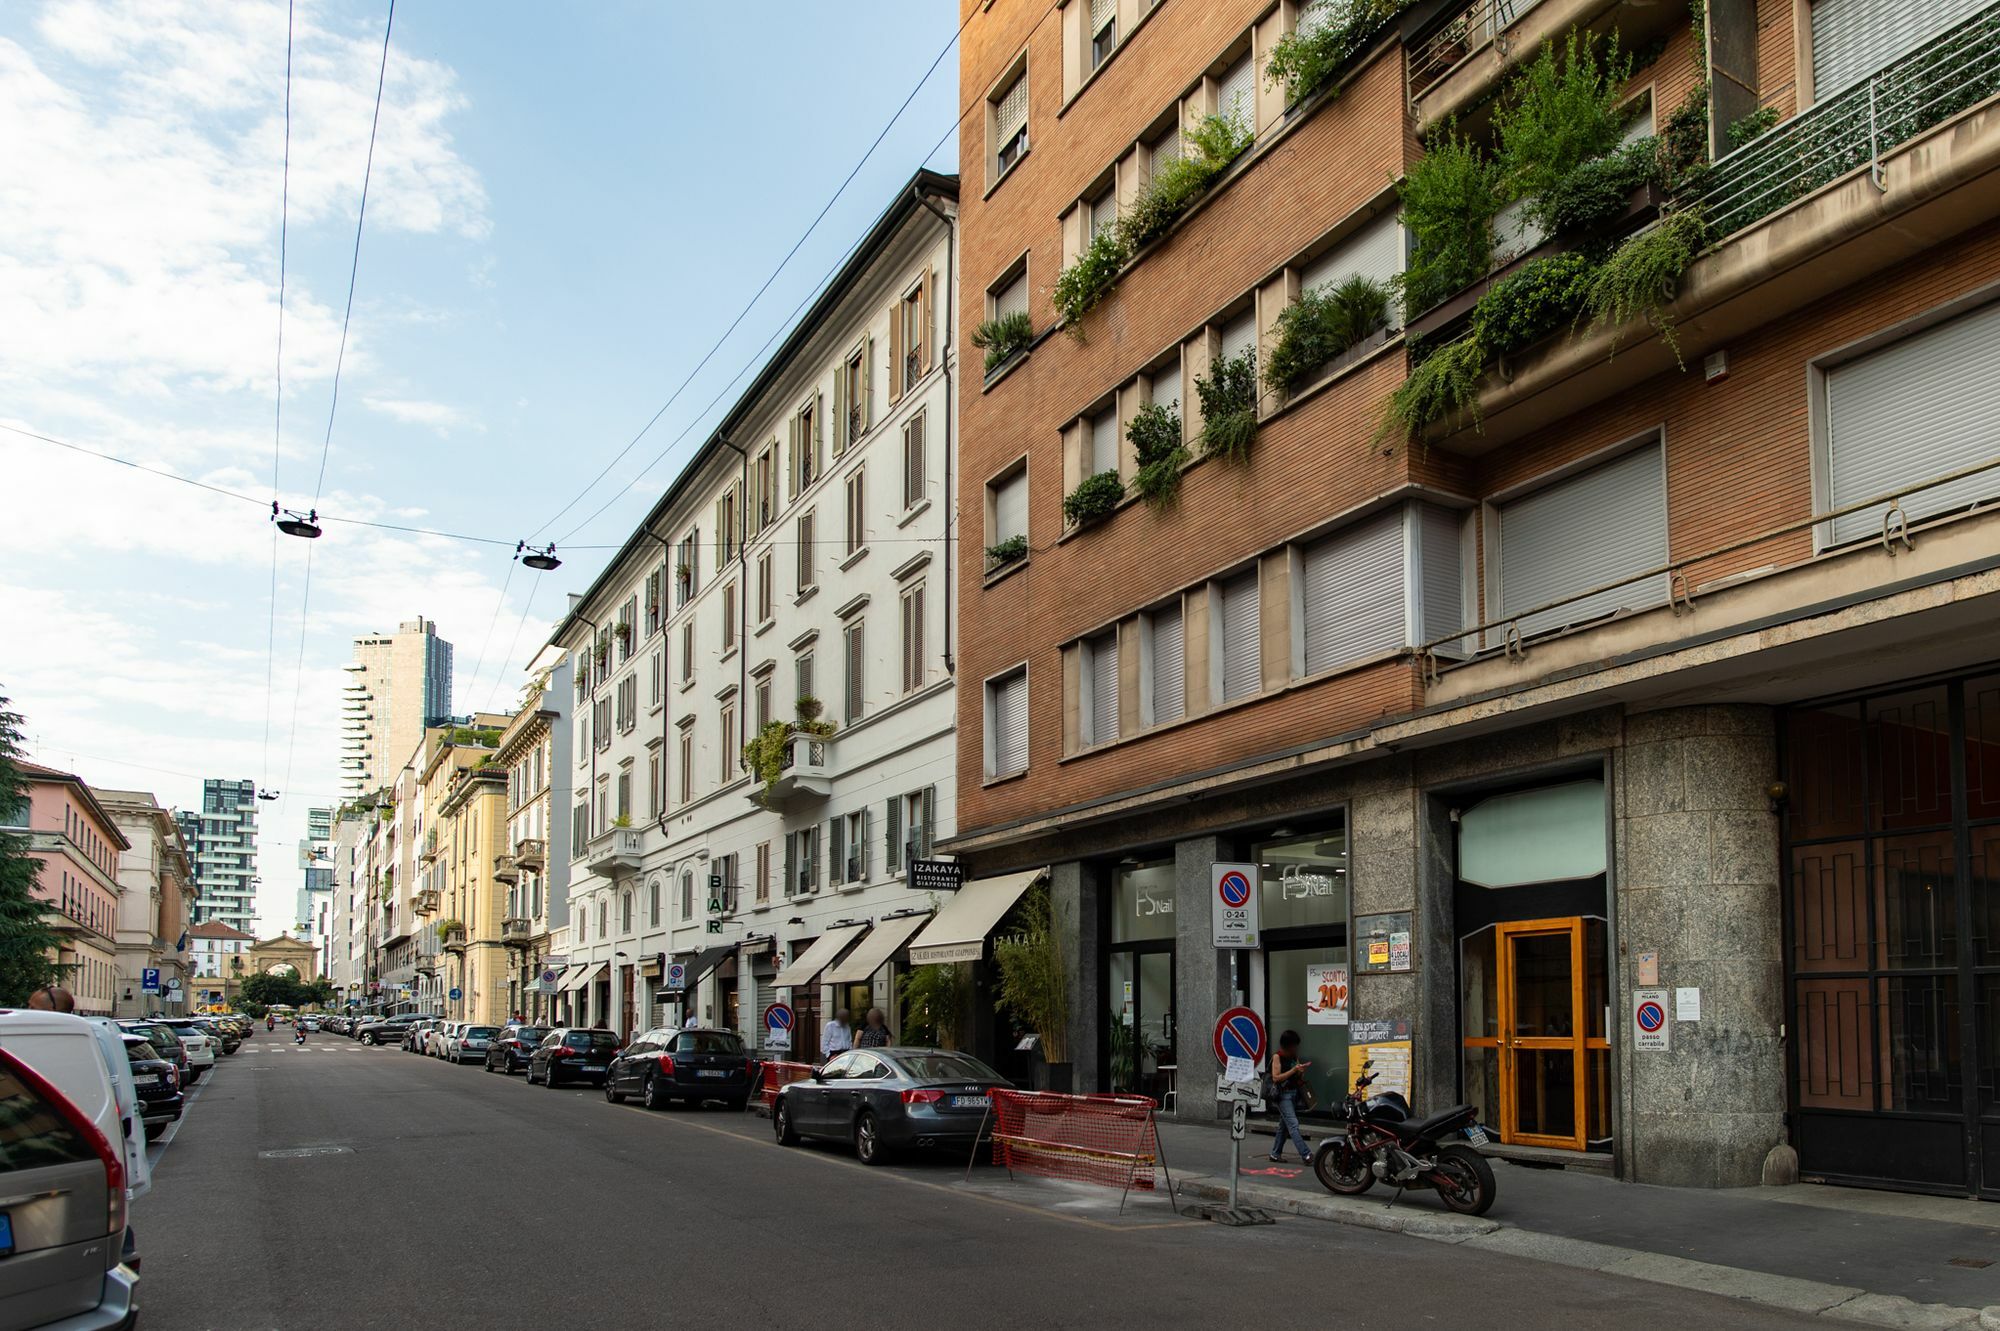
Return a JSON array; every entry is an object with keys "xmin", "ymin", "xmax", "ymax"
[{"xmin": 812, "ymin": 1069, "xmax": 826, "ymax": 1082}]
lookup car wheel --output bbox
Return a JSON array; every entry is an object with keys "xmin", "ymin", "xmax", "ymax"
[
  {"xmin": 855, "ymin": 1110, "xmax": 888, "ymax": 1166},
  {"xmin": 643, "ymin": 1073, "xmax": 665, "ymax": 1111},
  {"xmin": 605, "ymin": 1076, "xmax": 627, "ymax": 1105},
  {"xmin": 546, "ymin": 1066, "xmax": 562, "ymax": 1089},
  {"xmin": 774, "ymin": 1100, "xmax": 799, "ymax": 1146}
]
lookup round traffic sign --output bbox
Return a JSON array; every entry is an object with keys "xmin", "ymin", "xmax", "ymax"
[
  {"xmin": 763, "ymin": 1002, "xmax": 795, "ymax": 1032},
  {"xmin": 1217, "ymin": 868, "xmax": 1253, "ymax": 909},
  {"xmin": 1636, "ymin": 999, "xmax": 1666, "ymax": 1033},
  {"xmin": 1213, "ymin": 1006, "xmax": 1266, "ymax": 1066},
  {"xmin": 666, "ymin": 962, "xmax": 687, "ymax": 987},
  {"xmin": 448, "ymin": 987, "xmax": 462, "ymax": 1001},
  {"xmin": 539, "ymin": 969, "xmax": 558, "ymax": 986}
]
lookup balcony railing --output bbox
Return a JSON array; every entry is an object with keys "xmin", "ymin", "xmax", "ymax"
[
  {"xmin": 1688, "ymin": 5, "xmax": 2000, "ymax": 241},
  {"xmin": 502, "ymin": 916, "xmax": 532, "ymax": 942},
  {"xmin": 585, "ymin": 829, "xmax": 644, "ymax": 880},
  {"xmin": 512, "ymin": 837, "xmax": 546, "ymax": 871},
  {"xmin": 752, "ymin": 734, "xmax": 832, "ymax": 812},
  {"xmin": 494, "ymin": 854, "xmax": 519, "ymax": 884},
  {"xmin": 1407, "ymin": 0, "xmax": 1548, "ymax": 98},
  {"xmin": 414, "ymin": 888, "xmax": 439, "ymax": 915}
]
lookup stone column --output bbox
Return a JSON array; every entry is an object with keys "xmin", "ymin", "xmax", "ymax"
[
  {"xmin": 1052, "ymin": 860, "xmax": 1104, "ymax": 1094},
  {"xmin": 1618, "ymin": 705, "xmax": 1785, "ymax": 1188},
  {"xmin": 1174, "ymin": 836, "xmax": 1227, "ymax": 1122}
]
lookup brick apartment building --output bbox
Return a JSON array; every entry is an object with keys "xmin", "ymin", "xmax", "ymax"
[{"xmin": 949, "ymin": 0, "xmax": 2000, "ymax": 1194}]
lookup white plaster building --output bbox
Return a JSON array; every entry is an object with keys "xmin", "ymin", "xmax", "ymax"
[{"xmin": 545, "ymin": 172, "xmax": 960, "ymax": 1049}]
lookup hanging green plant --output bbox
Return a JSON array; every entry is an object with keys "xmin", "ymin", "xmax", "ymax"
[
  {"xmin": 1580, "ymin": 208, "xmax": 1708, "ymax": 365},
  {"xmin": 1052, "ymin": 229, "xmax": 1131, "ymax": 341},
  {"xmin": 1195, "ymin": 347, "xmax": 1259, "ymax": 463},
  {"xmin": 1126, "ymin": 400, "xmax": 1188, "ymax": 509},
  {"xmin": 1062, "ymin": 470, "xmax": 1125, "ymax": 528},
  {"xmin": 1468, "ymin": 251, "xmax": 1594, "ymax": 358},
  {"xmin": 971, "ymin": 311, "xmax": 1034, "ymax": 373},
  {"xmin": 1116, "ymin": 112, "xmax": 1255, "ymax": 253},
  {"xmin": 1263, "ymin": 0, "xmax": 1411, "ymax": 106},
  {"xmin": 741, "ymin": 698, "xmax": 839, "ymax": 795},
  {"xmin": 984, "ymin": 534, "xmax": 1028, "ymax": 570},
  {"xmin": 1264, "ymin": 273, "xmax": 1392, "ymax": 395},
  {"xmin": 1378, "ymin": 336, "xmax": 1487, "ymax": 446}
]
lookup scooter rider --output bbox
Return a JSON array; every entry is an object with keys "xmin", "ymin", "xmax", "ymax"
[{"xmin": 293, "ymin": 1017, "xmax": 308, "ymax": 1045}]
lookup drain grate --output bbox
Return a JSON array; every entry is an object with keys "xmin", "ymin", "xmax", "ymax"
[
  {"xmin": 1949, "ymin": 1257, "xmax": 1992, "ymax": 1269},
  {"xmin": 258, "ymin": 1146, "xmax": 353, "ymax": 1160}
]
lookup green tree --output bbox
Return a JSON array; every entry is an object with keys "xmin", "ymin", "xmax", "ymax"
[
  {"xmin": 238, "ymin": 971, "xmax": 335, "ymax": 1009},
  {"xmin": 0, "ymin": 693, "xmax": 67, "ymax": 1004}
]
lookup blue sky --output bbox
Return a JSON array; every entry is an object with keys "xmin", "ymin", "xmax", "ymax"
[{"xmin": 0, "ymin": 0, "xmax": 961, "ymax": 931}]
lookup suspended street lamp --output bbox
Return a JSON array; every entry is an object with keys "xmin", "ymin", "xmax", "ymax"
[
  {"xmin": 271, "ymin": 502, "xmax": 322, "ymax": 539},
  {"xmin": 516, "ymin": 541, "xmax": 561, "ymax": 571}
]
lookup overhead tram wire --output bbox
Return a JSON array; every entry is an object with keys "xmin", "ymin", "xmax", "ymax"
[
  {"xmin": 525, "ymin": 2, "xmax": 982, "ymax": 544},
  {"xmin": 263, "ymin": 0, "xmax": 298, "ymax": 796}
]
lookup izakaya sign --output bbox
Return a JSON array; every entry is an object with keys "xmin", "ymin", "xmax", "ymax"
[{"xmin": 1211, "ymin": 863, "xmax": 1260, "ymax": 949}]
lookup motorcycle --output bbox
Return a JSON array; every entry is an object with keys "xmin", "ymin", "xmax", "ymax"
[
  {"xmin": 294, "ymin": 1026, "xmax": 307, "ymax": 1046},
  {"xmin": 1311, "ymin": 1061, "xmax": 1497, "ymax": 1216}
]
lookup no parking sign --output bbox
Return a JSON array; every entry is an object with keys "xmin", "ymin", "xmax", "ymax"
[
  {"xmin": 1633, "ymin": 988, "xmax": 1669, "ymax": 1051},
  {"xmin": 763, "ymin": 1002, "xmax": 795, "ymax": 1052},
  {"xmin": 1210, "ymin": 862, "xmax": 1260, "ymax": 949}
]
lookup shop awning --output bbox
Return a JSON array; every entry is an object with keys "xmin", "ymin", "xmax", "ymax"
[
  {"xmin": 906, "ymin": 868, "xmax": 1046, "ymax": 965},
  {"xmin": 680, "ymin": 944, "xmax": 737, "ymax": 991},
  {"xmin": 562, "ymin": 961, "xmax": 607, "ymax": 993},
  {"xmin": 772, "ymin": 923, "xmax": 870, "ymax": 989},
  {"xmin": 824, "ymin": 913, "xmax": 932, "ymax": 985}
]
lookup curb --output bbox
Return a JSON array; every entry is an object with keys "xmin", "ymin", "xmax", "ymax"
[{"xmin": 1181, "ymin": 1173, "xmax": 1987, "ymax": 1330}]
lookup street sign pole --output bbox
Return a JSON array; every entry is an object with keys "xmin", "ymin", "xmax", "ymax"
[{"xmin": 1198, "ymin": 1008, "xmax": 1273, "ymax": 1227}]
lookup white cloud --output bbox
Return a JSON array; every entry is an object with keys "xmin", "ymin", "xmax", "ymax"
[{"xmin": 360, "ymin": 395, "xmax": 479, "ymax": 433}]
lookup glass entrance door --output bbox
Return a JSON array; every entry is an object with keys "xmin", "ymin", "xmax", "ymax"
[
  {"xmin": 1107, "ymin": 946, "xmax": 1175, "ymax": 1100},
  {"xmin": 1462, "ymin": 917, "xmax": 1605, "ymax": 1150}
]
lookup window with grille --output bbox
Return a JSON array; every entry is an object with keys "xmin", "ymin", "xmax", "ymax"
[
  {"xmin": 646, "ymin": 570, "xmax": 663, "ymax": 633},
  {"xmin": 755, "ymin": 447, "xmax": 777, "ymax": 530},
  {"xmin": 844, "ymin": 350, "xmax": 866, "ymax": 447},
  {"xmin": 900, "ymin": 583, "xmax": 926, "ymax": 694},
  {"xmin": 676, "ymin": 533, "xmax": 699, "ymax": 605},
  {"xmin": 845, "ymin": 467, "xmax": 866, "ymax": 556},
  {"xmin": 844, "ymin": 621, "xmax": 866, "ymax": 723},
  {"xmin": 794, "ymin": 401, "xmax": 818, "ymax": 492},
  {"xmin": 901, "ymin": 287, "xmax": 925, "ymax": 391},
  {"xmin": 993, "ymin": 68, "xmax": 1028, "ymax": 176},
  {"xmin": 903, "ymin": 411, "xmax": 927, "ymax": 509},
  {"xmin": 987, "ymin": 668, "xmax": 1029, "ymax": 777}
]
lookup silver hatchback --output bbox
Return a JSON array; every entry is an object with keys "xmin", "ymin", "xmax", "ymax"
[{"xmin": 0, "ymin": 1048, "xmax": 137, "ymax": 1329}]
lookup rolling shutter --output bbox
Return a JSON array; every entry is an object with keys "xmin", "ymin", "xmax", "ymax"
[
  {"xmin": 1301, "ymin": 510, "xmax": 1406, "ymax": 676},
  {"xmin": 995, "ymin": 273, "xmax": 1028, "ymax": 319},
  {"xmin": 1088, "ymin": 632, "xmax": 1119, "ymax": 745},
  {"xmin": 1220, "ymin": 309, "xmax": 1257, "ymax": 366},
  {"xmin": 1825, "ymin": 300, "xmax": 2000, "ymax": 544},
  {"xmin": 1218, "ymin": 51, "xmax": 1256, "ymax": 136},
  {"xmin": 993, "ymin": 672, "xmax": 1029, "ymax": 776},
  {"xmin": 1810, "ymin": 0, "xmax": 1986, "ymax": 100},
  {"xmin": 1091, "ymin": 0, "xmax": 1115, "ymax": 34},
  {"xmin": 1219, "ymin": 571, "xmax": 1260, "ymax": 702},
  {"xmin": 1302, "ymin": 212, "xmax": 1405, "ymax": 299},
  {"xmin": 1417, "ymin": 504, "xmax": 1468, "ymax": 655},
  {"xmin": 1151, "ymin": 603, "xmax": 1184, "ymax": 725},
  {"xmin": 1089, "ymin": 410, "xmax": 1119, "ymax": 476},
  {"xmin": 995, "ymin": 471, "xmax": 1028, "ymax": 543},
  {"xmin": 995, "ymin": 73, "xmax": 1028, "ymax": 151},
  {"xmin": 1498, "ymin": 442, "xmax": 1668, "ymax": 639}
]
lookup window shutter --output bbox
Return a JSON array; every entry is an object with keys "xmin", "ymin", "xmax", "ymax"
[
  {"xmin": 1809, "ymin": 0, "xmax": 1984, "ymax": 99},
  {"xmin": 921, "ymin": 265, "xmax": 937, "ymax": 371},
  {"xmin": 1301, "ymin": 510, "xmax": 1407, "ymax": 676},
  {"xmin": 730, "ymin": 481, "xmax": 744, "ymax": 557},
  {"xmin": 904, "ymin": 413, "xmax": 926, "ymax": 508},
  {"xmin": 857, "ymin": 807, "xmax": 870, "ymax": 880},
  {"xmin": 862, "ymin": 335, "xmax": 875, "ymax": 428},
  {"xmin": 829, "ymin": 817, "xmax": 845, "ymax": 886},
  {"xmin": 784, "ymin": 832, "xmax": 796, "ymax": 897},
  {"xmin": 1418, "ymin": 505, "xmax": 1467, "ymax": 655},
  {"xmin": 813, "ymin": 391, "xmax": 826, "ymax": 480},
  {"xmin": 920, "ymin": 785, "xmax": 936, "ymax": 858},
  {"xmin": 787, "ymin": 414, "xmax": 800, "ymax": 499},
  {"xmin": 1089, "ymin": 410, "xmax": 1118, "ymax": 477},
  {"xmin": 1301, "ymin": 212, "xmax": 1405, "ymax": 324},
  {"xmin": 901, "ymin": 592, "xmax": 915, "ymax": 693},
  {"xmin": 1218, "ymin": 51, "xmax": 1256, "ymax": 136},
  {"xmin": 995, "ymin": 672, "xmax": 1029, "ymax": 775},
  {"xmin": 831, "ymin": 362, "xmax": 849, "ymax": 456},
  {"xmin": 996, "ymin": 73, "xmax": 1028, "ymax": 146},
  {"xmin": 1498, "ymin": 441, "xmax": 1668, "ymax": 638},
  {"xmin": 888, "ymin": 304, "xmax": 905, "ymax": 405},
  {"xmin": 1088, "ymin": 632, "xmax": 1119, "ymax": 744},
  {"xmin": 886, "ymin": 799, "xmax": 902, "ymax": 874},
  {"xmin": 846, "ymin": 623, "xmax": 865, "ymax": 722},
  {"xmin": 1825, "ymin": 300, "xmax": 2000, "ymax": 543},
  {"xmin": 909, "ymin": 585, "xmax": 925, "ymax": 691},
  {"xmin": 1151, "ymin": 603, "xmax": 1184, "ymax": 724},
  {"xmin": 997, "ymin": 471, "xmax": 1028, "ymax": 543},
  {"xmin": 1220, "ymin": 308, "xmax": 1257, "ymax": 365},
  {"xmin": 1219, "ymin": 571, "xmax": 1261, "ymax": 702}
]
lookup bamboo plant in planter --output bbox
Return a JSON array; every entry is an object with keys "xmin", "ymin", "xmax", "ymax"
[{"xmin": 993, "ymin": 882, "xmax": 1069, "ymax": 1090}]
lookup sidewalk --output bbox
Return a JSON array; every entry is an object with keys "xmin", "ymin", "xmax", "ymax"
[{"xmin": 1154, "ymin": 1118, "xmax": 2000, "ymax": 1330}]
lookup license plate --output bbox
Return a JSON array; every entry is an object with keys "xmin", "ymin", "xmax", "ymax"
[
  {"xmin": 697, "ymin": 1069, "xmax": 728, "ymax": 1078},
  {"xmin": 1466, "ymin": 1125, "xmax": 1489, "ymax": 1145},
  {"xmin": 0, "ymin": 1212, "xmax": 13, "ymax": 1257},
  {"xmin": 134, "ymin": 1074, "xmax": 161, "ymax": 1086},
  {"xmin": 951, "ymin": 1095, "xmax": 990, "ymax": 1109},
  {"xmin": 581, "ymin": 1064, "xmax": 606, "ymax": 1072}
]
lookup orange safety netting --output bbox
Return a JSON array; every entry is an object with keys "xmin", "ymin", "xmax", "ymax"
[
  {"xmin": 759, "ymin": 1060, "xmax": 815, "ymax": 1110},
  {"xmin": 986, "ymin": 1089, "xmax": 1165, "ymax": 1193}
]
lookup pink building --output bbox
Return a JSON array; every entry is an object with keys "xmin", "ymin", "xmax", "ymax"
[{"xmin": 7, "ymin": 762, "xmax": 130, "ymax": 1015}]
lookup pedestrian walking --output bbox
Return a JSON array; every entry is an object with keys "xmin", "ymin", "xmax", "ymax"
[
  {"xmin": 855, "ymin": 1007, "xmax": 890, "ymax": 1048},
  {"xmin": 1267, "ymin": 1030, "xmax": 1314, "ymax": 1163},
  {"xmin": 819, "ymin": 1008, "xmax": 852, "ymax": 1061}
]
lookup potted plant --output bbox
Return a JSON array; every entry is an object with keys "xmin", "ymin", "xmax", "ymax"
[
  {"xmin": 971, "ymin": 310, "xmax": 1035, "ymax": 375},
  {"xmin": 611, "ymin": 813, "xmax": 632, "ymax": 829},
  {"xmin": 1128, "ymin": 400, "xmax": 1189, "ymax": 509},
  {"xmin": 984, "ymin": 534, "xmax": 1028, "ymax": 571},
  {"xmin": 992, "ymin": 882, "xmax": 1069, "ymax": 1091},
  {"xmin": 741, "ymin": 697, "xmax": 840, "ymax": 796},
  {"xmin": 1062, "ymin": 470, "xmax": 1125, "ymax": 529}
]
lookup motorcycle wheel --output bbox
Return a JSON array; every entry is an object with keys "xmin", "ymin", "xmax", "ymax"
[
  {"xmin": 1312, "ymin": 1138, "xmax": 1375, "ymax": 1195},
  {"xmin": 1430, "ymin": 1143, "xmax": 1496, "ymax": 1216}
]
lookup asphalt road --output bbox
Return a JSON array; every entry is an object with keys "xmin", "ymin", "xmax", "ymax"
[{"xmin": 134, "ymin": 1035, "xmax": 1832, "ymax": 1331}]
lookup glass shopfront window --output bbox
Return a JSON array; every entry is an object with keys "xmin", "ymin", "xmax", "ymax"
[
  {"xmin": 1106, "ymin": 860, "xmax": 1176, "ymax": 1100},
  {"xmin": 1110, "ymin": 860, "xmax": 1177, "ymax": 942},
  {"xmin": 1256, "ymin": 825, "xmax": 1349, "ymax": 1111}
]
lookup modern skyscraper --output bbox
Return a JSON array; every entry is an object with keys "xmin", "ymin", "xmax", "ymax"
[
  {"xmin": 340, "ymin": 617, "xmax": 454, "ymax": 799},
  {"xmin": 297, "ymin": 805, "xmax": 334, "ymax": 961},
  {"xmin": 178, "ymin": 778, "xmax": 258, "ymax": 934}
]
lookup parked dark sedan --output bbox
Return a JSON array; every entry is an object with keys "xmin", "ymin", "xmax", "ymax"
[
  {"xmin": 118, "ymin": 1019, "xmax": 190, "ymax": 1086},
  {"xmin": 121, "ymin": 1035, "xmax": 183, "ymax": 1139},
  {"xmin": 526, "ymin": 1028, "xmax": 620, "ymax": 1087},
  {"xmin": 773, "ymin": 1048, "xmax": 1011, "ymax": 1164},
  {"xmin": 356, "ymin": 1015, "xmax": 417, "ymax": 1046},
  {"xmin": 483, "ymin": 1025, "xmax": 548, "ymax": 1074},
  {"xmin": 604, "ymin": 1027, "xmax": 752, "ymax": 1111}
]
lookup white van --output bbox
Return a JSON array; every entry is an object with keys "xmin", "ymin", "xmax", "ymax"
[{"xmin": 0, "ymin": 1013, "xmax": 151, "ymax": 1203}]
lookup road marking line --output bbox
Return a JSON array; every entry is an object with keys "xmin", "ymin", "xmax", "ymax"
[{"xmin": 620, "ymin": 1107, "xmax": 1196, "ymax": 1232}]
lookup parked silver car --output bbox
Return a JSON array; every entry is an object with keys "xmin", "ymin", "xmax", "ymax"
[
  {"xmin": 447, "ymin": 1025, "xmax": 499, "ymax": 1064},
  {"xmin": 0, "ymin": 1046, "xmax": 138, "ymax": 1329}
]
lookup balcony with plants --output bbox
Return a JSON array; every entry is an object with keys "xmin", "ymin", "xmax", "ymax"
[
  {"xmin": 741, "ymin": 696, "xmax": 836, "ymax": 811},
  {"xmin": 1383, "ymin": 3, "xmax": 2000, "ymax": 453}
]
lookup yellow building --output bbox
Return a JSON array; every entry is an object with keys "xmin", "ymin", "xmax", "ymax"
[{"xmin": 424, "ymin": 735, "xmax": 511, "ymax": 1026}]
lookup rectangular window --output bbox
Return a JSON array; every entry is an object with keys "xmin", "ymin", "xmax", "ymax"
[
  {"xmin": 903, "ymin": 411, "xmax": 927, "ymax": 509},
  {"xmin": 844, "ymin": 467, "xmax": 866, "ymax": 556},
  {"xmin": 1218, "ymin": 49, "xmax": 1256, "ymax": 137},
  {"xmin": 755, "ymin": 447, "xmax": 778, "ymax": 531},
  {"xmin": 987, "ymin": 668, "xmax": 1029, "ymax": 778},
  {"xmin": 1149, "ymin": 602, "xmax": 1185, "ymax": 725},
  {"xmin": 678, "ymin": 731, "xmax": 693, "ymax": 803},
  {"xmin": 756, "ymin": 550, "xmax": 773, "ymax": 623},
  {"xmin": 789, "ymin": 826, "xmax": 820, "ymax": 895},
  {"xmin": 755, "ymin": 677, "xmax": 772, "ymax": 731},
  {"xmin": 1220, "ymin": 307, "xmax": 1257, "ymax": 367},
  {"xmin": 842, "ymin": 809, "xmax": 869, "ymax": 882},
  {"xmin": 645, "ymin": 570, "xmax": 663, "ymax": 634},
  {"xmin": 719, "ymin": 702, "xmax": 736, "ymax": 783},
  {"xmin": 680, "ymin": 622, "xmax": 694, "ymax": 683},
  {"xmin": 1088, "ymin": 407, "xmax": 1118, "ymax": 478},
  {"xmin": 900, "ymin": 583, "xmax": 926, "ymax": 694},
  {"xmin": 681, "ymin": 871, "xmax": 693, "ymax": 920},
  {"xmin": 616, "ymin": 772, "xmax": 631, "ymax": 820},
  {"xmin": 796, "ymin": 511, "xmax": 816, "ymax": 593},
  {"xmin": 755, "ymin": 841, "xmax": 771, "ymax": 904},
  {"xmin": 1084, "ymin": 630, "xmax": 1119, "ymax": 745},
  {"xmin": 721, "ymin": 582, "xmax": 737, "ymax": 653},
  {"xmin": 992, "ymin": 268, "xmax": 1028, "ymax": 321},
  {"xmin": 987, "ymin": 466, "xmax": 1028, "ymax": 565},
  {"xmin": 1299, "ymin": 211, "xmax": 1405, "ymax": 331},
  {"xmin": 843, "ymin": 349, "xmax": 866, "ymax": 449},
  {"xmin": 1090, "ymin": 0, "xmax": 1117, "ymax": 66},
  {"xmin": 793, "ymin": 400, "xmax": 819, "ymax": 493},
  {"xmin": 1218, "ymin": 570, "xmax": 1261, "ymax": 702},
  {"xmin": 992, "ymin": 68, "xmax": 1028, "ymax": 178},
  {"xmin": 594, "ymin": 697, "xmax": 613, "ymax": 750},
  {"xmin": 1496, "ymin": 439, "xmax": 1669, "ymax": 638},
  {"xmin": 901, "ymin": 286, "xmax": 925, "ymax": 392},
  {"xmin": 648, "ymin": 752, "xmax": 663, "ymax": 817},
  {"xmin": 1087, "ymin": 186, "xmax": 1117, "ymax": 242},
  {"xmin": 716, "ymin": 485, "xmax": 740, "ymax": 564},
  {"xmin": 650, "ymin": 650, "xmax": 663, "ymax": 707},
  {"xmin": 1301, "ymin": 510, "xmax": 1405, "ymax": 676},
  {"xmin": 843, "ymin": 621, "xmax": 866, "ymax": 724},
  {"xmin": 675, "ymin": 533, "xmax": 699, "ymax": 605},
  {"xmin": 796, "ymin": 651, "xmax": 815, "ymax": 709}
]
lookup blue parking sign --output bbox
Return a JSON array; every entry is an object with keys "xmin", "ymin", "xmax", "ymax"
[{"xmin": 141, "ymin": 968, "xmax": 161, "ymax": 993}]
